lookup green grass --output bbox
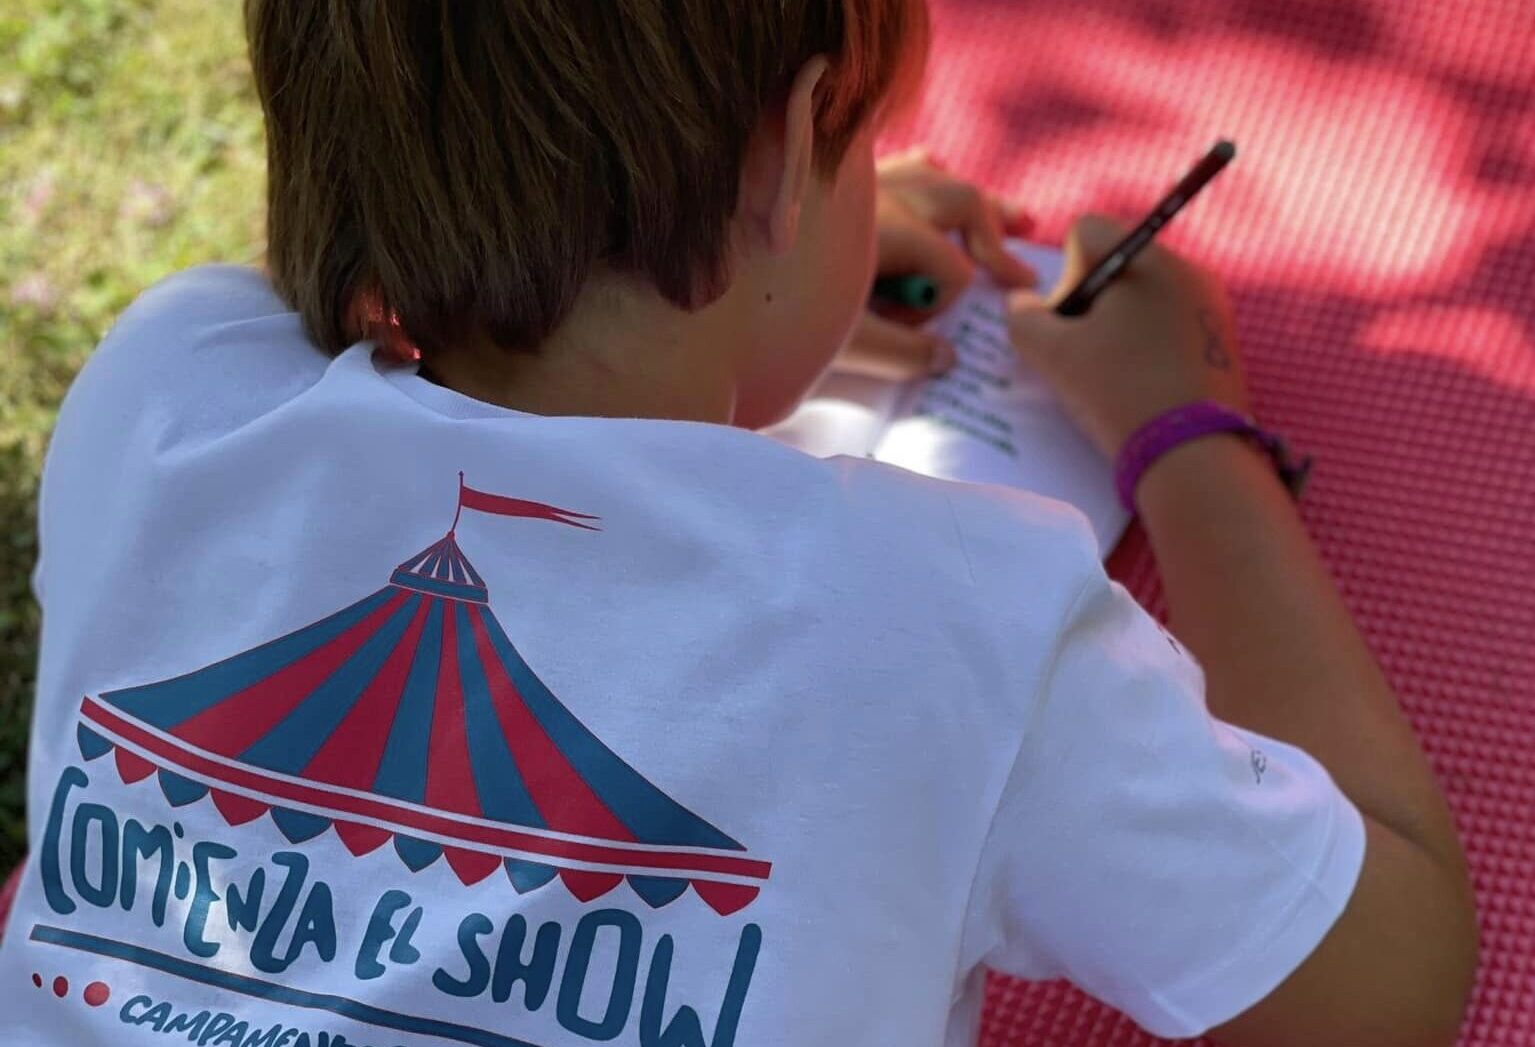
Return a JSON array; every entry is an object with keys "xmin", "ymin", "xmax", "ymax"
[{"xmin": 0, "ymin": 0, "xmax": 265, "ymax": 871}]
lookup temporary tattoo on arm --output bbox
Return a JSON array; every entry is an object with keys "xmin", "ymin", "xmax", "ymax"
[{"xmin": 1199, "ymin": 308, "xmax": 1231, "ymax": 371}]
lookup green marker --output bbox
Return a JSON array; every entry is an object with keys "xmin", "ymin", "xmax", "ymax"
[{"xmin": 871, "ymin": 274, "xmax": 940, "ymax": 311}]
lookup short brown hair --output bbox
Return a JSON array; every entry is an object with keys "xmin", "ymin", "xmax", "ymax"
[{"xmin": 246, "ymin": 1, "xmax": 928, "ymax": 359}]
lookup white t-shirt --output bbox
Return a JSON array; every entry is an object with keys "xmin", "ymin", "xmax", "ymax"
[{"xmin": 1, "ymin": 266, "xmax": 1364, "ymax": 1047}]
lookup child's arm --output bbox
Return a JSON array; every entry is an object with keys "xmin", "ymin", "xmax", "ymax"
[{"xmin": 1008, "ymin": 215, "xmax": 1477, "ymax": 1047}]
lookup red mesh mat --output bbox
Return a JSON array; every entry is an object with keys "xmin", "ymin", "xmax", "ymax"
[{"xmin": 883, "ymin": 1, "xmax": 1535, "ymax": 1043}]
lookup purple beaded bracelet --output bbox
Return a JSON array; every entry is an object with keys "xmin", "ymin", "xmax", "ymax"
[{"xmin": 1114, "ymin": 400, "xmax": 1313, "ymax": 514}]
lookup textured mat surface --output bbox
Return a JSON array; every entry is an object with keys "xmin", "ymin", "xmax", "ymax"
[{"xmin": 882, "ymin": 1, "xmax": 1535, "ymax": 1044}]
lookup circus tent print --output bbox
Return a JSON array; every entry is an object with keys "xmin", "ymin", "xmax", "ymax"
[{"xmin": 73, "ymin": 475, "xmax": 770, "ymax": 917}]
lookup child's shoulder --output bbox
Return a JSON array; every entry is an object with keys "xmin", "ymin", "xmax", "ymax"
[
  {"xmin": 93, "ymin": 265, "xmax": 299, "ymax": 371},
  {"xmin": 94, "ymin": 264, "xmax": 313, "ymax": 373},
  {"xmin": 816, "ymin": 453, "xmax": 1105, "ymax": 625},
  {"xmin": 843, "ymin": 452, "xmax": 1100, "ymax": 561},
  {"xmin": 124, "ymin": 263, "xmax": 285, "ymax": 323},
  {"xmin": 89, "ymin": 264, "xmax": 320, "ymax": 382},
  {"xmin": 51, "ymin": 265, "xmax": 326, "ymax": 466}
]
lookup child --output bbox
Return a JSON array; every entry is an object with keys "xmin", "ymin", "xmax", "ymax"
[{"xmin": 3, "ymin": 2, "xmax": 1475, "ymax": 1045}]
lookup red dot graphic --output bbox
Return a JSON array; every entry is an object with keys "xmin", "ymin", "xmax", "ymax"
[
  {"xmin": 52, "ymin": 976, "xmax": 68, "ymax": 998},
  {"xmin": 84, "ymin": 982, "xmax": 111, "ymax": 1007},
  {"xmin": 31, "ymin": 973, "xmax": 41, "ymax": 988}
]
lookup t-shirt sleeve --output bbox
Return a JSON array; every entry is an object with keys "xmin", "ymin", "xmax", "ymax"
[{"xmin": 960, "ymin": 568, "xmax": 1367, "ymax": 1039}]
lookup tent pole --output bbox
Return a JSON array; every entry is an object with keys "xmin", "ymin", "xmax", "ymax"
[{"xmin": 451, "ymin": 471, "xmax": 465, "ymax": 533}]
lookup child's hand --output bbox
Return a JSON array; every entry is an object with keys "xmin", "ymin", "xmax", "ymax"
[
  {"xmin": 1006, "ymin": 213, "xmax": 1251, "ymax": 458},
  {"xmin": 835, "ymin": 150, "xmax": 1037, "ymax": 381}
]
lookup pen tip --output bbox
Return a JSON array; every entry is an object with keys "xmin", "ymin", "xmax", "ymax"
[{"xmin": 1213, "ymin": 139, "xmax": 1237, "ymax": 161}]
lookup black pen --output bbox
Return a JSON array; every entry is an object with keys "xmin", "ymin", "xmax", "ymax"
[{"xmin": 1055, "ymin": 139, "xmax": 1236, "ymax": 317}]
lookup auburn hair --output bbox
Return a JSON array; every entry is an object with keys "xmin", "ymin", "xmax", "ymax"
[{"xmin": 246, "ymin": 0, "xmax": 929, "ymax": 359}]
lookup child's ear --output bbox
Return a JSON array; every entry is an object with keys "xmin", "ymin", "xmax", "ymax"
[{"xmin": 739, "ymin": 56, "xmax": 829, "ymax": 257}]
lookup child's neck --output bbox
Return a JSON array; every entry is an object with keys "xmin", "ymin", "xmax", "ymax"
[{"xmin": 422, "ymin": 273, "xmax": 743, "ymax": 425}]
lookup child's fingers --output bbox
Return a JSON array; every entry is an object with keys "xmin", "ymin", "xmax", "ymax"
[
  {"xmin": 836, "ymin": 314, "xmax": 955, "ymax": 381},
  {"xmin": 909, "ymin": 181, "xmax": 1035, "ymax": 288},
  {"xmin": 876, "ymin": 217, "xmax": 977, "ymax": 313},
  {"xmin": 877, "ymin": 146, "xmax": 947, "ymax": 177},
  {"xmin": 1002, "ymin": 200, "xmax": 1037, "ymax": 237},
  {"xmin": 963, "ymin": 197, "xmax": 1036, "ymax": 288},
  {"xmin": 1004, "ymin": 288, "xmax": 1071, "ymax": 363}
]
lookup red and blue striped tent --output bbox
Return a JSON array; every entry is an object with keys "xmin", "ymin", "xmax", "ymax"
[{"xmin": 74, "ymin": 478, "xmax": 769, "ymax": 916}]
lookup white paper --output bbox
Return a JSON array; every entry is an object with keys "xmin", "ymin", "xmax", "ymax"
[{"xmin": 766, "ymin": 241, "xmax": 1130, "ymax": 558}]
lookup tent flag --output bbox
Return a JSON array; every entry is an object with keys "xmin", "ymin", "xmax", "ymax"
[
  {"xmin": 73, "ymin": 478, "xmax": 770, "ymax": 916},
  {"xmin": 454, "ymin": 471, "xmax": 600, "ymax": 532}
]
